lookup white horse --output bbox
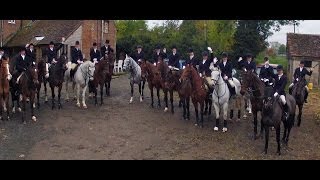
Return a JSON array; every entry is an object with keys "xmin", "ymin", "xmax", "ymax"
[
  {"xmin": 123, "ymin": 55, "xmax": 143, "ymax": 103},
  {"xmin": 64, "ymin": 61, "xmax": 95, "ymax": 108},
  {"xmin": 211, "ymin": 67, "xmax": 241, "ymax": 132}
]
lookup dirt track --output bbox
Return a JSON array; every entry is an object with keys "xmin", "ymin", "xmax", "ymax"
[{"xmin": 0, "ymin": 74, "xmax": 319, "ymax": 160}]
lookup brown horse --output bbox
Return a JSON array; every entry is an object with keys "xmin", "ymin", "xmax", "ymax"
[
  {"xmin": 36, "ymin": 56, "xmax": 49, "ymax": 108},
  {"xmin": 180, "ymin": 65, "xmax": 207, "ymax": 127},
  {"xmin": 164, "ymin": 68, "xmax": 182, "ymax": 114},
  {"xmin": 140, "ymin": 61, "xmax": 162, "ymax": 108},
  {"xmin": 0, "ymin": 56, "xmax": 11, "ymax": 121},
  {"xmin": 18, "ymin": 65, "xmax": 39, "ymax": 124},
  {"xmin": 105, "ymin": 52, "xmax": 115, "ymax": 96},
  {"xmin": 91, "ymin": 57, "xmax": 109, "ymax": 105},
  {"xmin": 240, "ymin": 70, "xmax": 265, "ymax": 139},
  {"xmin": 48, "ymin": 54, "xmax": 67, "ymax": 109}
]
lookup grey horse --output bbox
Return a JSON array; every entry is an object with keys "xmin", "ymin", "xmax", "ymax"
[{"xmin": 123, "ymin": 55, "xmax": 144, "ymax": 104}]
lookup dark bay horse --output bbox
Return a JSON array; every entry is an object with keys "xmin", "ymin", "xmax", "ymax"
[
  {"xmin": 240, "ymin": 70, "xmax": 265, "ymax": 139},
  {"xmin": 0, "ymin": 57, "xmax": 11, "ymax": 120},
  {"xmin": 36, "ymin": 57, "xmax": 49, "ymax": 108},
  {"xmin": 48, "ymin": 54, "xmax": 67, "ymax": 109},
  {"xmin": 19, "ymin": 65, "xmax": 39, "ymax": 123},
  {"xmin": 180, "ymin": 65, "xmax": 207, "ymax": 127},
  {"xmin": 140, "ymin": 61, "xmax": 163, "ymax": 108},
  {"xmin": 91, "ymin": 58, "xmax": 109, "ymax": 105},
  {"xmin": 105, "ymin": 53, "xmax": 115, "ymax": 96},
  {"xmin": 164, "ymin": 68, "xmax": 182, "ymax": 114},
  {"xmin": 290, "ymin": 77, "xmax": 306, "ymax": 127},
  {"xmin": 262, "ymin": 87, "xmax": 296, "ymax": 155}
]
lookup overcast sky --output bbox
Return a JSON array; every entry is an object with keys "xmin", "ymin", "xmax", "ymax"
[{"xmin": 147, "ymin": 20, "xmax": 320, "ymax": 45}]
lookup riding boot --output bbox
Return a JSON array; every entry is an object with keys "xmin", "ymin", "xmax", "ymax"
[
  {"xmin": 288, "ymin": 86, "xmax": 293, "ymax": 95},
  {"xmin": 305, "ymin": 91, "xmax": 309, "ymax": 103},
  {"xmin": 283, "ymin": 103, "xmax": 289, "ymax": 121}
]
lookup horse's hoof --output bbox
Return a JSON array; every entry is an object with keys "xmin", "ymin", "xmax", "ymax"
[
  {"xmin": 164, "ymin": 107, "xmax": 168, "ymax": 112},
  {"xmin": 0, "ymin": 117, "xmax": 3, "ymax": 121},
  {"xmin": 23, "ymin": 121, "xmax": 26, "ymax": 125},
  {"xmin": 32, "ymin": 116, "xmax": 37, "ymax": 122},
  {"xmin": 33, "ymin": 103, "xmax": 36, "ymax": 109},
  {"xmin": 83, "ymin": 105, "xmax": 88, "ymax": 109},
  {"xmin": 243, "ymin": 114, "xmax": 247, "ymax": 119},
  {"xmin": 277, "ymin": 151, "xmax": 281, "ymax": 156},
  {"xmin": 18, "ymin": 108, "xmax": 22, "ymax": 112},
  {"xmin": 214, "ymin": 127, "xmax": 219, "ymax": 131},
  {"xmin": 236, "ymin": 119, "xmax": 241, "ymax": 122},
  {"xmin": 7, "ymin": 117, "xmax": 10, "ymax": 121},
  {"xmin": 222, "ymin": 127, "xmax": 228, "ymax": 132},
  {"xmin": 194, "ymin": 123, "xmax": 198, "ymax": 126},
  {"xmin": 76, "ymin": 103, "xmax": 81, "ymax": 107},
  {"xmin": 58, "ymin": 105, "xmax": 62, "ymax": 109}
]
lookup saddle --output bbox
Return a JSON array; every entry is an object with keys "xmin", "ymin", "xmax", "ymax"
[{"xmin": 70, "ymin": 64, "xmax": 80, "ymax": 79}]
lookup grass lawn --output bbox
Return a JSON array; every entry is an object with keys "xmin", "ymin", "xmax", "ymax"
[{"xmin": 255, "ymin": 54, "xmax": 288, "ymax": 69}]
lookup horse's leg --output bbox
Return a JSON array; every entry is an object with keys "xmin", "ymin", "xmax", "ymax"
[
  {"xmin": 65, "ymin": 79, "xmax": 69, "ymax": 101},
  {"xmin": 186, "ymin": 96, "xmax": 190, "ymax": 120},
  {"xmin": 5, "ymin": 93, "xmax": 10, "ymax": 120},
  {"xmin": 51, "ymin": 86, "xmax": 55, "ymax": 110},
  {"xmin": 164, "ymin": 89, "xmax": 168, "ymax": 112},
  {"xmin": 31, "ymin": 95, "xmax": 36, "ymax": 122},
  {"xmin": 107, "ymin": 81, "xmax": 110, "ymax": 96},
  {"xmin": 157, "ymin": 88, "xmax": 161, "ymax": 107},
  {"xmin": 0, "ymin": 95, "xmax": 3, "ymax": 120},
  {"xmin": 11, "ymin": 92, "xmax": 15, "ymax": 113},
  {"xmin": 100, "ymin": 84, "xmax": 104, "ymax": 105},
  {"xmin": 22, "ymin": 98, "xmax": 26, "ymax": 124},
  {"xmin": 193, "ymin": 100, "xmax": 199, "ymax": 126},
  {"xmin": 285, "ymin": 114, "xmax": 294, "ymax": 145},
  {"xmin": 282, "ymin": 120, "xmax": 288, "ymax": 143},
  {"xmin": 170, "ymin": 90, "xmax": 174, "ymax": 114},
  {"xmin": 208, "ymin": 95, "xmax": 212, "ymax": 116},
  {"xmin": 44, "ymin": 80, "xmax": 48, "ymax": 103},
  {"xmin": 139, "ymin": 82, "xmax": 143, "ymax": 102},
  {"xmin": 94, "ymin": 86, "xmax": 98, "ymax": 106},
  {"xmin": 213, "ymin": 103, "xmax": 220, "ymax": 131},
  {"xmin": 222, "ymin": 103, "xmax": 228, "ymax": 132},
  {"xmin": 253, "ymin": 110, "xmax": 258, "ymax": 140},
  {"xmin": 130, "ymin": 82, "xmax": 134, "ymax": 103},
  {"xmin": 76, "ymin": 84, "xmax": 81, "ymax": 107},
  {"xmin": 150, "ymin": 86, "xmax": 154, "ymax": 108},
  {"xmin": 58, "ymin": 84, "xmax": 62, "ymax": 109},
  {"xmin": 200, "ymin": 101, "xmax": 204, "ymax": 128},
  {"xmin": 72, "ymin": 82, "xmax": 77, "ymax": 100},
  {"xmin": 182, "ymin": 98, "xmax": 186, "ymax": 120},
  {"xmin": 37, "ymin": 83, "xmax": 41, "ymax": 108},
  {"xmin": 276, "ymin": 124, "xmax": 281, "ymax": 155},
  {"xmin": 105, "ymin": 81, "xmax": 108, "ymax": 96},
  {"xmin": 142, "ymin": 81, "xmax": 145, "ymax": 99},
  {"xmin": 204, "ymin": 96, "xmax": 208, "ymax": 115},
  {"xmin": 264, "ymin": 126, "xmax": 269, "ymax": 154},
  {"xmin": 297, "ymin": 104, "xmax": 302, "ymax": 127},
  {"xmin": 82, "ymin": 85, "xmax": 88, "ymax": 109}
]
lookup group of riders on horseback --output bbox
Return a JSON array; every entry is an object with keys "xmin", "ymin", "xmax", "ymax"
[{"xmin": 128, "ymin": 44, "xmax": 312, "ymax": 121}]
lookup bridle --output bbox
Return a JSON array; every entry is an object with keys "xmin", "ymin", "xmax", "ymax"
[
  {"xmin": 80, "ymin": 62, "xmax": 94, "ymax": 84},
  {"xmin": 211, "ymin": 69, "xmax": 227, "ymax": 99}
]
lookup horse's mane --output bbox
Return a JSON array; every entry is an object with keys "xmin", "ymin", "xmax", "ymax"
[{"xmin": 249, "ymin": 71, "xmax": 265, "ymax": 96}]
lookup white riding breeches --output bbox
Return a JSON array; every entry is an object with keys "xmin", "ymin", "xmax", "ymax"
[
  {"xmin": 71, "ymin": 63, "xmax": 78, "ymax": 70},
  {"xmin": 289, "ymin": 83, "xmax": 294, "ymax": 88},
  {"xmin": 280, "ymin": 95, "xmax": 286, "ymax": 105},
  {"xmin": 228, "ymin": 79, "xmax": 235, "ymax": 88}
]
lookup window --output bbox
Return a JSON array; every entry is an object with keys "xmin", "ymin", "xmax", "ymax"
[
  {"xmin": 8, "ymin": 20, "xmax": 15, "ymax": 24},
  {"xmin": 304, "ymin": 60, "xmax": 312, "ymax": 68},
  {"xmin": 104, "ymin": 21, "xmax": 109, "ymax": 33}
]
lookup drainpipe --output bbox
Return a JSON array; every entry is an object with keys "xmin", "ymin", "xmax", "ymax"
[
  {"xmin": 0, "ymin": 20, "xmax": 3, "ymax": 47},
  {"xmin": 101, "ymin": 20, "xmax": 104, "ymax": 47}
]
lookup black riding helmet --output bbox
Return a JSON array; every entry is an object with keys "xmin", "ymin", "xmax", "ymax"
[{"xmin": 276, "ymin": 65, "xmax": 283, "ymax": 71}]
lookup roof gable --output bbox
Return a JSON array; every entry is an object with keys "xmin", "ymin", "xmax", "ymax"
[
  {"xmin": 6, "ymin": 20, "xmax": 82, "ymax": 47},
  {"xmin": 287, "ymin": 33, "xmax": 320, "ymax": 58}
]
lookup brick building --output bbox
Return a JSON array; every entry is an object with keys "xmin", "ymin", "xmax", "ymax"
[
  {"xmin": 1, "ymin": 20, "xmax": 116, "ymax": 61},
  {"xmin": 287, "ymin": 33, "xmax": 320, "ymax": 87}
]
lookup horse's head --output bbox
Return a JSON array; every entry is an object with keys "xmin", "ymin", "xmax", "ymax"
[
  {"xmin": 210, "ymin": 67, "xmax": 221, "ymax": 86},
  {"xmin": 59, "ymin": 54, "xmax": 68, "ymax": 71},
  {"xmin": 28, "ymin": 65, "xmax": 39, "ymax": 85},
  {"xmin": 292, "ymin": 77, "xmax": 306, "ymax": 102},
  {"xmin": 123, "ymin": 55, "xmax": 131, "ymax": 71},
  {"xmin": 263, "ymin": 86, "xmax": 274, "ymax": 111}
]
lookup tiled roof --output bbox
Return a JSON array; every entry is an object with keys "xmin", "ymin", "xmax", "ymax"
[{"xmin": 287, "ymin": 33, "xmax": 320, "ymax": 58}]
